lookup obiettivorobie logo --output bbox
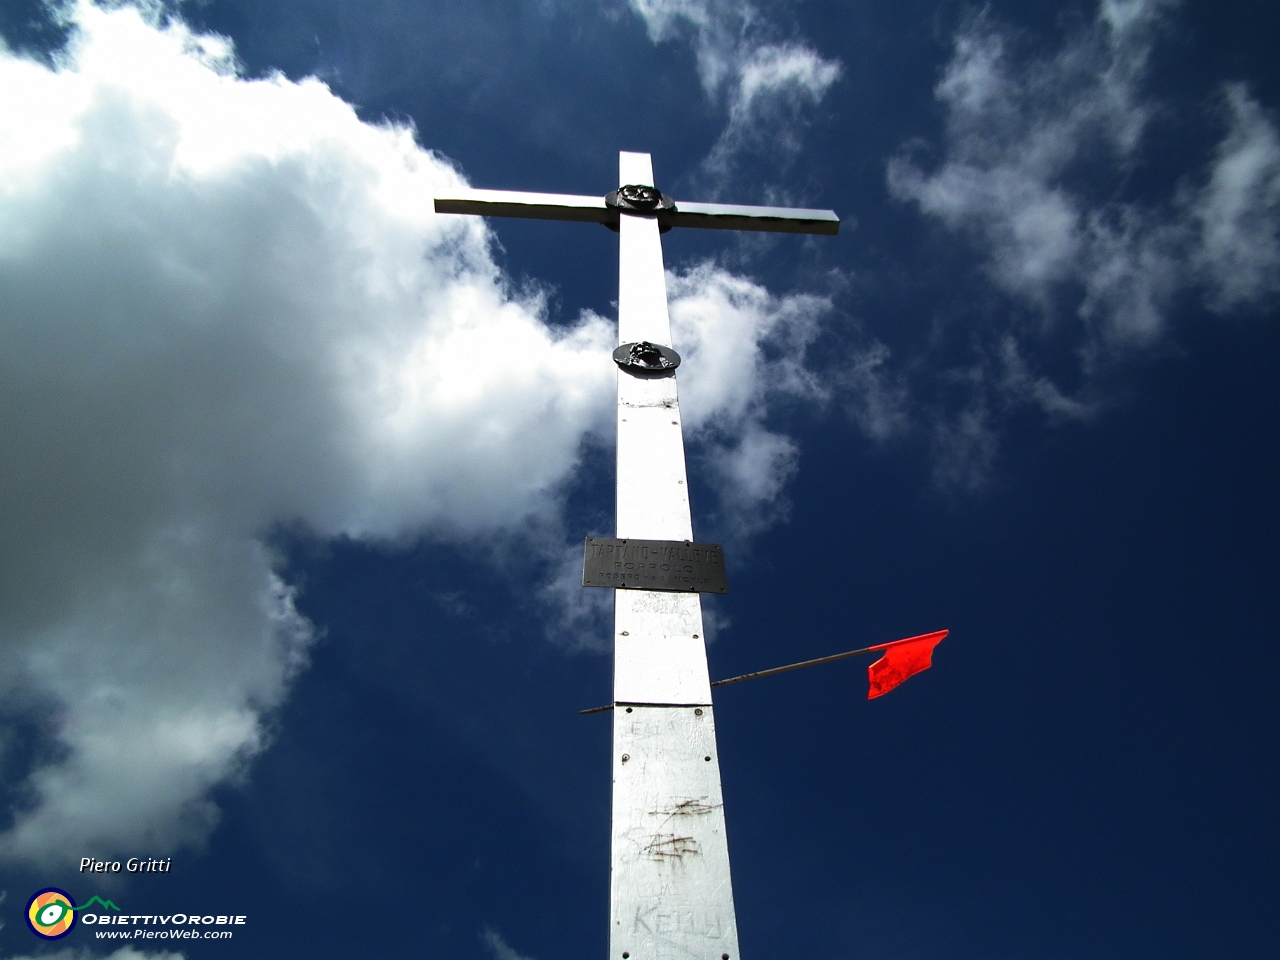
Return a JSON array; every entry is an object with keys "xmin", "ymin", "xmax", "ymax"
[
  {"xmin": 26, "ymin": 889, "xmax": 245, "ymax": 942},
  {"xmin": 25, "ymin": 889, "xmax": 120, "ymax": 940}
]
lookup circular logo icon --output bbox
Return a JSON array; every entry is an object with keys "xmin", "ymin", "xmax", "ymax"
[{"xmin": 26, "ymin": 888, "xmax": 77, "ymax": 940}]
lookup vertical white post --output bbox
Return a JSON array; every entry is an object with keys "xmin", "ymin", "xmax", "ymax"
[{"xmin": 610, "ymin": 151, "xmax": 741, "ymax": 960}]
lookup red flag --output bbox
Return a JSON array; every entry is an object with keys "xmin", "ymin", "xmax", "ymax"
[{"xmin": 866, "ymin": 630, "xmax": 948, "ymax": 699}]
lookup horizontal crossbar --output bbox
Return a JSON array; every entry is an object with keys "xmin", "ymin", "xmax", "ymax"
[
  {"xmin": 668, "ymin": 201, "xmax": 839, "ymax": 235},
  {"xmin": 434, "ymin": 189, "xmax": 612, "ymax": 224},
  {"xmin": 434, "ymin": 189, "xmax": 840, "ymax": 235}
]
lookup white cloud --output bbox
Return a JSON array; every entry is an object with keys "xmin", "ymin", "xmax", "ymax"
[
  {"xmin": 0, "ymin": 1, "xmax": 826, "ymax": 867},
  {"xmin": 1190, "ymin": 83, "xmax": 1280, "ymax": 310},
  {"xmin": 887, "ymin": 0, "xmax": 1176, "ymax": 334},
  {"xmin": 887, "ymin": 0, "xmax": 1280, "ymax": 481},
  {"xmin": 890, "ymin": 0, "xmax": 1280, "ymax": 341},
  {"xmin": 931, "ymin": 401, "xmax": 999, "ymax": 493},
  {"xmin": 667, "ymin": 262, "xmax": 829, "ymax": 540},
  {"xmin": 705, "ymin": 41, "xmax": 841, "ymax": 179},
  {"xmin": 626, "ymin": 0, "xmax": 749, "ymax": 95},
  {"xmin": 0, "ymin": 0, "xmax": 614, "ymax": 867},
  {"xmin": 537, "ymin": 537, "xmax": 615, "ymax": 651},
  {"xmin": 1, "ymin": 949, "xmax": 182, "ymax": 960},
  {"xmin": 997, "ymin": 337, "xmax": 1096, "ymax": 422},
  {"xmin": 625, "ymin": 0, "xmax": 840, "ymax": 180},
  {"xmin": 482, "ymin": 928, "xmax": 537, "ymax": 960},
  {"xmin": 835, "ymin": 340, "xmax": 911, "ymax": 441}
]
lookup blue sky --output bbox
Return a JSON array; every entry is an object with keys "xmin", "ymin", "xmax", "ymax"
[{"xmin": 0, "ymin": 0, "xmax": 1276, "ymax": 957}]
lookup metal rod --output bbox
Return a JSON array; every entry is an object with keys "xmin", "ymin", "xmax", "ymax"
[
  {"xmin": 709, "ymin": 645, "xmax": 877, "ymax": 688},
  {"xmin": 578, "ymin": 630, "xmax": 947, "ymax": 713}
]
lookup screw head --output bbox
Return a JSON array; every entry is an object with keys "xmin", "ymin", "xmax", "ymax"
[
  {"xmin": 621, "ymin": 754, "xmax": 630, "ymax": 762},
  {"xmin": 694, "ymin": 708, "xmax": 703, "ymax": 716},
  {"xmin": 620, "ymin": 631, "xmax": 629, "ymax": 636},
  {"xmin": 625, "ymin": 707, "xmax": 633, "ymax": 713},
  {"xmin": 704, "ymin": 755, "xmax": 711, "ymax": 762}
]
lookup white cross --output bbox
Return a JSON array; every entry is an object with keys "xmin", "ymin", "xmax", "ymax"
[{"xmin": 436, "ymin": 151, "xmax": 838, "ymax": 960}]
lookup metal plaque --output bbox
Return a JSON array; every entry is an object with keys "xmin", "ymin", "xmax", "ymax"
[{"xmin": 583, "ymin": 538, "xmax": 729, "ymax": 594}]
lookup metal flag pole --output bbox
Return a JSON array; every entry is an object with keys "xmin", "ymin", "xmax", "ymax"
[
  {"xmin": 711, "ymin": 629, "xmax": 948, "ymax": 689},
  {"xmin": 579, "ymin": 629, "xmax": 950, "ymax": 713},
  {"xmin": 435, "ymin": 152, "xmax": 838, "ymax": 960}
]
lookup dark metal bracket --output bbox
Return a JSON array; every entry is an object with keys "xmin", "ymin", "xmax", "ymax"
[
  {"xmin": 604, "ymin": 184, "xmax": 676, "ymax": 232},
  {"xmin": 613, "ymin": 341, "xmax": 681, "ymax": 373}
]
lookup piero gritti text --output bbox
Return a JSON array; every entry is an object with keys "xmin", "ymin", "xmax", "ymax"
[{"xmin": 81, "ymin": 857, "xmax": 173, "ymax": 874}]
